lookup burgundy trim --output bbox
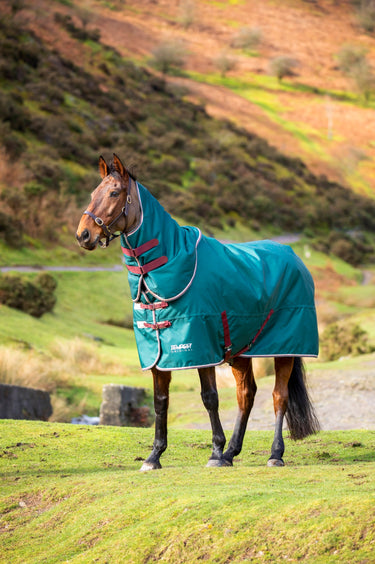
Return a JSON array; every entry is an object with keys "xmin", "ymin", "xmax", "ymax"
[
  {"xmin": 126, "ymin": 256, "xmax": 168, "ymax": 275},
  {"xmin": 144, "ymin": 321, "xmax": 171, "ymax": 330},
  {"xmin": 221, "ymin": 309, "xmax": 274, "ymax": 362},
  {"xmin": 251, "ymin": 309, "xmax": 274, "ymax": 344},
  {"xmin": 221, "ymin": 311, "xmax": 232, "ymax": 362},
  {"xmin": 140, "ymin": 301, "xmax": 168, "ymax": 310},
  {"xmin": 121, "ymin": 238, "xmax": 159, "ymax": 258}
]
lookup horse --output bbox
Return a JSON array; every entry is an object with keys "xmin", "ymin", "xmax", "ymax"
[{"xmin": 76, "ymin": 154, "xmax": 320, "ymax": 471}]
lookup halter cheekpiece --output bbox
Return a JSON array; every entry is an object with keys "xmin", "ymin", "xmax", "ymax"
[{"xmin": 83, "ymin": 177, "xmax": 132, "ymax": 247}]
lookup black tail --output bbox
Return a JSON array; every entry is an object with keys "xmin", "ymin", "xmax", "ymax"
[{"xmin": 286, "ymin": 357, "xmax": 320, "ymax": 440}]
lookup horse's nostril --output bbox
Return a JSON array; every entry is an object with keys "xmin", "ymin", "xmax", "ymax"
[{"xmin": 82, "ymin": 229, "xmax": 90, "ymax": 243}]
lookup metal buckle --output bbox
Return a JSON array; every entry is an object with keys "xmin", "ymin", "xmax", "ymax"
[{"xmin": 95, "ymin": 217, "xmax": 104, "ymax": 226}]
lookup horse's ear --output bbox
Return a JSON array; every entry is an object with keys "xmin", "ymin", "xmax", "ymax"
[
  {"xmin": 112, "ymin": 153, "xmax": 127, "ymax": 178},
  {"xmin": 98, "ymin": 155, "xmax": 109, "ymax": 179}
]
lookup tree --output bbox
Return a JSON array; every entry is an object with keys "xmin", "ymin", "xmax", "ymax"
[
  {"xmin": 231, "ymin": 26, "xmax": 262, "ymax": 50},
  {"xmin": 213, "ymin": 51, "xmax": 237, "ymax": 78},
  {"xmin": 269, "ymin": 55, "xmax": 298, "ymax": 81},
  {"xmin": 150, "ymin": 41, "xmax": 186, "ymax": 75}
]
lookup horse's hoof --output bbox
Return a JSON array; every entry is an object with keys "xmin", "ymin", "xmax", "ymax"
[
  {"xmin": 140, "ymin": 461, "xmax": 161, "ymax": 472},
  {"xmin": 267, "ymin": 458, "xmax": 284, "ymax": 467},
  {"xmin": 206, "ymin": 458, "xmax": 233, "ymax": 468}
]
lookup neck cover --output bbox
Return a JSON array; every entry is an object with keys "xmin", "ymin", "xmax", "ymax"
[{"xmin": 121, "ymin": 183, "xmax": 318, "ymax": 371}]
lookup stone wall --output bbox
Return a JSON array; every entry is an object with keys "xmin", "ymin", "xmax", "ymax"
[
  {"xmin": 99, "ymin": 384, "xmax": 152, "ymax": 427},
  {"xmin": 0, "ymin": 384, "xmax": 52, "ymax": 421}
]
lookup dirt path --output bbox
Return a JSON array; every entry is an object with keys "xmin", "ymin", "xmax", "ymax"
[{"xmin": 214, "ymin": 358, "xmax": 375, "ymax": 432}]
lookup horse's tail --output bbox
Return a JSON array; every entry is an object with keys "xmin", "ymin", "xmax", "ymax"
[{"xmin": 286, "ymin": 357, "xmax": 320, "ymax": 440}]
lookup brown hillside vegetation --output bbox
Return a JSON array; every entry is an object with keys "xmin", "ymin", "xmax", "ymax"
[
  {"xmin": 34, "ymin": 0, "xmax": 375, "ymax": 198},
  {"xmin": 2, "ymin": 0, "xmax": 375, "ymax": 263}
]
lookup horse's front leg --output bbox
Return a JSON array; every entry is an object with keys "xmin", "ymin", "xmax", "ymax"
[
  {"xmin": 140, "ymin": 368, "xmax": 171, "ymax": 471},
  {"xmin": 198, "ymin": 367, "xmax": 227, "ymax": 467},
  {"xmin": 267, "ymin": 357, "xmax": 293, "ymax": 467},
  {"xmin": 223, "ymin": 357, "xmax": 257, "ymax": 466}
]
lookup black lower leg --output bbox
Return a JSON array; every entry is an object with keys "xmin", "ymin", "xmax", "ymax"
[
  {"xmin": 199, "ymin": 368, "xmax": 226, "ymax": 464},
  {"xmin": 141, "ymin": 369, "xmax": 171, "ymax": 471},
  {"xmin": 268, "ymin": 411, "xmax": 285, "ymax": 465}
]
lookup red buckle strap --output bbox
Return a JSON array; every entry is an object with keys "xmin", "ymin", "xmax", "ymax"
[
  {"xmin": 221, "ymin": 311, "xmax": 232, "ymax": 362},
  {"xmin": 140, "ymin": 301, "xmax": 168, "ymax": 310},
  {"xmin": 251, "ymin": 309, "xmax": 274, "ymax": 344},
  {"xmin": 144, "ymin": 321, "xmax": 171, "ymax": 330},
  {"xmin": 221, "ymin": 309, "xmax": 274, "ymax": 362},
  {"xmin": 126, "ymin": 256, "xmax": 168, "ymax": 275},
  {"xmin": 121, "ymin": 238, "xmax": 159, "ymax": 258}
]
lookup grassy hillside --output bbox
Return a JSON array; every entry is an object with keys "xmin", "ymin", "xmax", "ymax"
[
  {"xmin": 1, "ymin": 249, "xmax": 374, "ymax": 424},
  {"xmin": 1, "ymin": 2, "xmax": 375, "ymax": 266},
  {"xmin": 1, "ymin": 421, "xmax": 374, "ymax": 563}
]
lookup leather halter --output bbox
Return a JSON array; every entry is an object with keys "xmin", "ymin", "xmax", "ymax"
[{"xmin": 83, "ymin": 176, "xmax": 132, "ymax": 247}]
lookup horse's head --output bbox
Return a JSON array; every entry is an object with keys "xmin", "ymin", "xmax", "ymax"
[{"xmin": 76, "ymin": 154, "xmax": 138, "ymax": 250}]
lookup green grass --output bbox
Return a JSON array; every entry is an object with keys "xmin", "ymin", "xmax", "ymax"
[{"xmin": 0, "ymin": 421, "xmax": 374, "ymax": 563}]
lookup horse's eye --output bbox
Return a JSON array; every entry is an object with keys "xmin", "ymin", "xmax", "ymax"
[{"xmin": 110, "ymin": 190, "xmax": 119, "ymax": 197}]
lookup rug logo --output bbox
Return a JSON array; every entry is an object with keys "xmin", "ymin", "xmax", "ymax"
[{"xmin": 171, "ymin": 343, "xmax": 192, "ymax": 353}]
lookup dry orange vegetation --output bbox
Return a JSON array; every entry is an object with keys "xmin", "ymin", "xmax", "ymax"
[
  {"xmin": 17, "ymin": 0, "xmax": 375, "ymax": 198},
  {"xmin": 94, "ymin": 0, "xmax": 375, "ymax": 196}
]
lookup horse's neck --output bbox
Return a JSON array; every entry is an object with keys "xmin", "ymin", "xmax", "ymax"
[
  {"xmin": 127, "ymin": 179, "xmax": 142, "ymax": 233},
  {"xmin": 125, "ymin": 181, "xmax": 181, "ymax": 253}
]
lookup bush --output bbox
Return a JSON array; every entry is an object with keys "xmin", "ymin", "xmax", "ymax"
[
  {"xmin": 269, "ymin": 55, "xmax": 299, "ymax": 81},
  {"xmin": 321, "ymin": 322, "xmax": 374, "ymax": 361},
  {"xmin": 150, "ymin": 41, "xmax": 186, "ymax": 75},
  {"xmin": 351, "ymin": 59, "xmax": 375, "ymax": 100},
  {"xmin": 356, "ymin": 0, "xmax": 375, "ymax": 32},
  {"xmin": 336, "ymin": 45, "xmax": 367, "ymax": 73},
  {"xmin": 231, "ymin": 26, "xmax": 262, "ymax": 50},
  {"xmin": 213, "ymin": 51, "xmax": 237, "ymax": 77},
  {"xmin": 179, "ymin": 0, "xmax": 196, "ymax": 29},
  {"xmin": 0, "ymin": 273, "xmax": 57, "ymax": 318},
  {"xmin": 312, "ymin": 231, "xmax": 374, "ymax": 266},
  {"xmin": 0, "ymin": 211, "xmax": 23, "ymax": 248}
]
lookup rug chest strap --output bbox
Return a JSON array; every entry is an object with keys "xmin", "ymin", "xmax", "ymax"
[
  {"xmin": 126, "ymin": 256, "xmax": 168, "ymax": 275},
  {"xmin": 121, "ymin": 238, "xmax": 159, "ymax": 258}
]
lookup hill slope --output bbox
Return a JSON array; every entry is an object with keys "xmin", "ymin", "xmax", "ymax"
[
  {"xmin": 0, "ymin": 1, "xmax": 375, "ymax": 264},
  {"xmin": 1, "ymin": 421, "xmax": 375, "ymax": 563}
]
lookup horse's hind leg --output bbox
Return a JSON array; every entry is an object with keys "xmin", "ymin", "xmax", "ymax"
[
  {"xmin": 140, "ymin": 368, "xmax": 171, "ymax": 471},
  {"xmin": 222, "ymin": 357, "xmax": 257, "ymax": 466},
  {"xmin": 267, "ymin": 357, "xmax": 294, "ymax": 467},
  {"xmin": 198, "ymin": 367, "xmax": 227, "ymax": 467}
]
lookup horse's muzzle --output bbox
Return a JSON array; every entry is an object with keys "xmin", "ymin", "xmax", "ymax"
[{"xmin": 75, "ymin": 229, "xmax": 99, "ymax": 250}]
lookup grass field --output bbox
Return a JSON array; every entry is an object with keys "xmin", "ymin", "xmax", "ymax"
[{"xmin": 0, "ymin": 421, "xmax": 374, "ymax": 563}]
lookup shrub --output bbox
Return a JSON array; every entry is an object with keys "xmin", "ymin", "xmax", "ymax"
[
  {"xmin": 0, "ymin": 273, "xmax": 57, "ymax": 318},
  {"xmin": 269, "ymin": 55, "xmax": 299, "ymax": 81},
  {"xmin": 321, "ymin": 322, "xmax": 374, "ymax": 361},
  {"xmin": 54, "ymin": 13, "xmax": 100, "ymax": 42},
  {"xmin": 0, "ymin": 211, "xmax": 23, "ymax": 248},
  {"xmin": 179, "ymin": 0, "xmax": 196, "ymax": 29},
  {"xmin": 150, "ymin": 41, "xmax": 186, "ymax": 75},
  {"xmin": 213, "ymin": 50, "xmax": 237, "ymax": 77},
  {"xmin": 231, "ymin": 26, "xmax": 262, "ymax": 50},
  {"xmin": 336, "ymin": 45, "xmax": 375, "ymax": 100},
  {"xmin": 336, "ymin": 44, "xmax": 367, "ymax": 73},
  {"xmin": 0, "ymin": 123, "xmax": 27, "ymax": 159},
  {"xmin": 351, "ymin": 59, "xmax": 375, "ymax": 100},
  {"xmin": 312, "ymin": 231, "xmax": 374, "ymax": 266},
  {"xmin": 356, "ymin": 0, "xmax": 375, "ymax": 32}
]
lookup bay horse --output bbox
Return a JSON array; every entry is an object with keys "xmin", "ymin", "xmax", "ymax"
[{"xmin": 76, "ymin": 154, "xmax": 320, "ymax": 471}]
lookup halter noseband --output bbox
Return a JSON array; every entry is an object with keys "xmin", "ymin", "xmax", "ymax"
[{"xmin": 83, "ymin": 177, "xmax": 132, "ymax": 247}]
